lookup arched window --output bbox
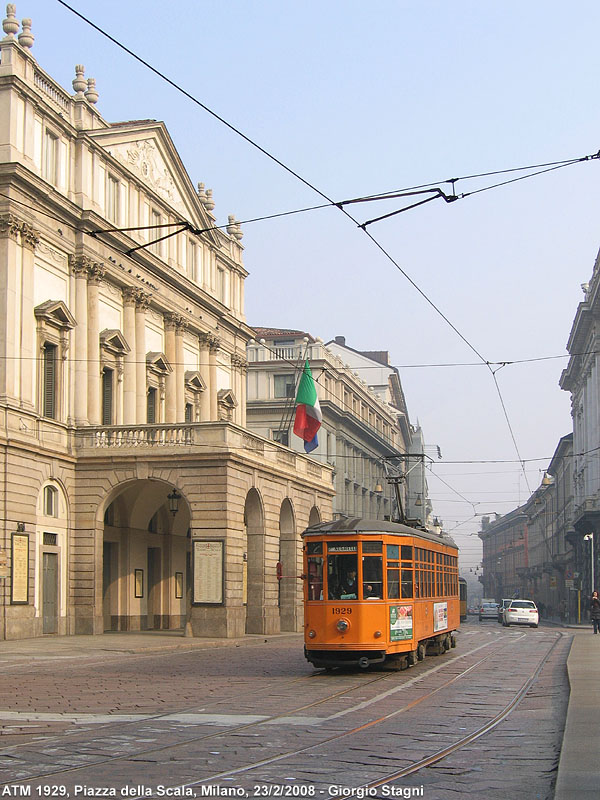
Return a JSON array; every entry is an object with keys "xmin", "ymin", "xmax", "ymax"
[{"xmin": 44, "ymin": 485, "xmax": 58, "ymax": 517}]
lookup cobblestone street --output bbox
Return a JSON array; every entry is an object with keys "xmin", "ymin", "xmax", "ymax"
[{"xmin": 0, "ymin": 625, "xmax": 570, "ymax": 800}]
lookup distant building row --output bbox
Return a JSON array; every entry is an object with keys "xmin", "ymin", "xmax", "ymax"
[{"xmin": 479, "ymin": 248, "xmax": 600, "ymax": 621}]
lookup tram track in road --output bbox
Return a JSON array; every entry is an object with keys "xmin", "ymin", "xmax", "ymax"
[
  {"xmin": 0, "ymin": 629, "xmax": 540, "ymax": 793},
  {"xmin": 0, "ymin": 651, "xmax": 407, "ymax": 784}
]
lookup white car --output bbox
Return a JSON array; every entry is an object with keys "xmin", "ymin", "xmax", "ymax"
[{"xmin": 503, "ymin": 599, "xmax": 539, "ymax": 628}]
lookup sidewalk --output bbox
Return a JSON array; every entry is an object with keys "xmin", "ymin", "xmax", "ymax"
[
  {"xmin": 0, "ymin": 629, "xmax": 302, "ymax": 661},
  {"xmin": 554, "ymin": 628, "xmax": 600, "ymax": 800}
]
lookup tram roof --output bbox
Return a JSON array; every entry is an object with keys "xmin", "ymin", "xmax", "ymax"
[{"xmin": 302, "ymin": 517, "xmax": 458, "ymax": 550}]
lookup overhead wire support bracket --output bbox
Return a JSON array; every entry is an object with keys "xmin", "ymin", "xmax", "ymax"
[{"xmin": 356, "ymin": 188, "xmax": 458, "ymax": 229}]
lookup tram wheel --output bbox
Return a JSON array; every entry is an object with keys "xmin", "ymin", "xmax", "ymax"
[
  {"xmin": 443, "ymin": 634, "xmax": 450, "ymax": 652},
  {"xmin": 417, "ymin": 643, "xmax": 426, "ymax": 661},
  {"xmin": 407, "ymin": 649, "xmax": 418, "ymax": 666},
  {"xmin": 450, "ymin": 634, "xmax": 457, "ymax": 648}
]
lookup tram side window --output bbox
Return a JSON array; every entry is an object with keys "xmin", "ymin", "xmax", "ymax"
[
  {"xmin": 327, "ymin": 548, "xmax": 358, "ymax": 600},
  {"xmin": 401, "ymin": 567, "xmax": 413, "ymax": 598},
  {"xmin": 386, "ymin": 545, "xmax": 400, "ymax": 599},
  {"xmin": 307, "ymin": 556, "xmax": 323, "ymax": 600},
  {"xmin": 362, "ymin": 556, "xmax": 383, "ymax": 599}
]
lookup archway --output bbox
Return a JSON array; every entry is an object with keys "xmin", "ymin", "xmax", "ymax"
[
  {"xmin": 244, "ymin": 488, "xmax": 265, "ymax": 633},
  {"xmin": 102, "ymin": 480, "xmax": 190, "ymax": 632},
  {"xmin": 279, "ymin": 498, "xmax": 298, "ymax": 631},
  {"xmin": 308, "ymin": 505, "xmax": 322, "ymax": 527}
]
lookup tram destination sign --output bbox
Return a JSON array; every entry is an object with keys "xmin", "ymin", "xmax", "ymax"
[{"xmin": 327, "ymin": 542, "xmax": 357, "ymax": 553}]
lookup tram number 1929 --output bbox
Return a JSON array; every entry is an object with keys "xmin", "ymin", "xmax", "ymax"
[{"xmin": 331, "ymin": 607, "xmax": 353, "ymax": 615}]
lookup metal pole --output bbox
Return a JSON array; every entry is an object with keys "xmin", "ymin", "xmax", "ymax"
[{"xmin": 592, "ymin": 534, "xmax": 595, "ymax": 592}]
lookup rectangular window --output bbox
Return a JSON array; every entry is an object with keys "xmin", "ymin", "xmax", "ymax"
[
  {"xmin": 217, "ymin": 267, "xmax": 226, "ymax": 303},
  {"xmin": 187, "ymin": 240, "xmax": 197, "ymax": 281},
  {"xmin": 147, "ymin": 387, "xmax": 157, "ymax": 424},
  {"xmin": 43, "ymin": 343, "xmax": 57, "ymax": 419},
  {"xmin": 102, "ymin": 368, "xmax": 113, "ymax": 426},
  {"xmin": 274, "ymin": 374, "xmax": 295, "ymax": 398},
  {"xmin": 43, "ymin": 131, "xmax": 58, "ymax": 184},
  {"xmin": 106, "ymin": 175, "xmax": 119, "ymax": 223},
  {"xmin": 150, "ymin": 209, "xmax": 162, "ymax": 255},
  {"xmin": 185, "ymin": 402, "xmax": 193, "ymax": 423},
  {"xmin": 273, "ymin": 429, "xmax": 289, "ymax": 446}
]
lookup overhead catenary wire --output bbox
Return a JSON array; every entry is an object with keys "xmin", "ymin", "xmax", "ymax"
[{"xmin": 47, "ymin": 2, "xmax": 600, "ymax": 497}]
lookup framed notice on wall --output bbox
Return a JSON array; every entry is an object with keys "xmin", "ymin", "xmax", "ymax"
[
  {"xmin": 134, "ymin": 569, "xmax": 144, "ymax": 598},
  {"xmin": 11, "ymin": 533, "xmax": 29, "ymax": 604},
  {"xmin": 193, "ymin": 540, "xmax": 223, "ymax": 604}
]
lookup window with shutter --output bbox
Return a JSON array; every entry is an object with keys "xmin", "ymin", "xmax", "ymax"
[
  {"xmin": 43, "ymin": 343, "xmax": 57, "ymax": 418},
  {"xmin": 147, "ymin": 387, "xmax": 157, "ymax": 424},
  {"xmin": 102, "ymin": 368, "xmax": 113, "ymax": 425}
]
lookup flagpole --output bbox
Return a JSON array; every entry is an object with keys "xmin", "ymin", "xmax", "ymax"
[{"xmin": 276, "ymin": 340, "xmax": 310, "ymax": 445}]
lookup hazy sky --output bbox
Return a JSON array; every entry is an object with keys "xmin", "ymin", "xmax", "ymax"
[{"xmin": 18, "ymin": 1, "xmax": 600, "ymax": 569}]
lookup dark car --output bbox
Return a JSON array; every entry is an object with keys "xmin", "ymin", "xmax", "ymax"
[
  {"xmin": 479, "ymin": 602, "xmax": 499, "ymax": 621},
  {"xmin": 498, "ymin": 598, "xmax": 512, "ymax": 623}
]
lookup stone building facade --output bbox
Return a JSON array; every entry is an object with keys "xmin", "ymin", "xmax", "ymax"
[
  {"xmin": 0, "ymin": 7, "xmax": 333, "ymax": 640},
  {"xmin": 246, "ymin": 329, "xmax": 410, "ymax": 520}
]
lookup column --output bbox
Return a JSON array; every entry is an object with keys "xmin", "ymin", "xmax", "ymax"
[
  {"xmin": 86, "ymin": 262, "xmax": 105, "ymax": 425},
  {"xmin": 70, "ymin": 256, "xmax": 90, "ymax": 424},
  {"xmin": 122, "ymin": 288, "xmax": 137, "ymax": 424},
  {"xmin": 134, "ymin": 292, "xmax": 150, "ymax": 424},
  {"xmin": 0, "ymin": 215, "xmax": 21, "ymax": 402},
  {"xmin": 240, "ymin": 359, "xmax": 247, "ymax": 427},
  {"xmin": 19, "ymin": 222, "xmax": 39, "ymax": 409},
  {"xmin": 175, "ymin": 321, "xmax": 185, "ymax": 422},
  {"xmin": 164, "ymin": 313, "xmax": 177, "ymax": 423},
  {"xmin": 199, "ymin": 333, "xmax": 210, "ymax": 421},
  {"xmin": 209, "ymin": 335, "xmax": 220, "ymax": 421}
]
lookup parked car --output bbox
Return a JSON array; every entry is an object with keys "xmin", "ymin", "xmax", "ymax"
[
  {"xmin": 479, "ymin": 601, "xmax": 499, "ymax": 621},
  {"xmin": 498, "ymin": 598, "xmax": 513, "ymax": 623},
  {"xmin": 503, "ymin": 599, "xmax": 539, "ymax": 628}
]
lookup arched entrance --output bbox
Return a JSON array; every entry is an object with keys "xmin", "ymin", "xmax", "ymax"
[
  {"xmin": 279, "ymin": 498, "xmax": 298, "ymax": 631},
  {"xmin": 244, "ymin": 488, "xmax": 266, "ymax": 633},
  {"xmin": 308, "ymin": 505, "xmax": 322, "ymax": 526},
  {"xmin": 102, "ymin": 480, "xmax": 190, "ymax": 632}
]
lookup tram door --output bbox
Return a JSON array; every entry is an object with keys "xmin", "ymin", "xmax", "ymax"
[
  {"xmin": 42, "ymin": 552, "xmax": 58, "ymax": 634},
  {"xmin": 147, "ymin": 547, "xmax": 162, "ymax": 630}
]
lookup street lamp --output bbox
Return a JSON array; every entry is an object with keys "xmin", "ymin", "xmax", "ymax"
[
  {"xmin": 167, "ymin": 488, "xmax": 181, "ymax": 516},
  {"xmin": 584, "ymin": 534, "xmax": 595, "ymax": 592}
]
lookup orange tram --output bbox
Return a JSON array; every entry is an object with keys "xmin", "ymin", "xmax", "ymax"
[{"xmin": 302, "ymin": 517, "xmax": 460, "ymax": 670}]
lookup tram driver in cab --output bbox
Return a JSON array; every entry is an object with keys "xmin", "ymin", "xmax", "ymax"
[{"xmin": 339, "ymin": 569, "xmax": 358, "ymax": 599}]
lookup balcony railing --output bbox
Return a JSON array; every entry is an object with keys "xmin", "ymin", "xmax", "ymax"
[
  {"xmin": 83, "ymin": 425, "xmax": 194, "ymax": 448},
  {"xmin": 73, "ymin": 422, "xmax": 334, "ymax": 485}
]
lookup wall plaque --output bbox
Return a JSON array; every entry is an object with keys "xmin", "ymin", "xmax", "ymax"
[
  {"xmin": 193, "ymin": 540, "xmax": 223, "ymax": 604},
  {"xmin": 11, "ymin": 533, "xmax": 29, "ymax": 604}
]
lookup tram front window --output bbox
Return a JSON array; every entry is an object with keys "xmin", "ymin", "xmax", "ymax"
[
  {"xmin": 362, "ymin": 556, "xmax": 383, "ymax": 599},
  {"xmin": 327, "ymin": 544, "xmax": 358, "ymax": 600},
  {"xmin": 307, "ymin": 556, "xmax": 323, "ymax": 600}
]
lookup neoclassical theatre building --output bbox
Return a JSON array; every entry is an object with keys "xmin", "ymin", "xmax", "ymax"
[{"xmin": 0, "ymin": 7, "xmax": 333, "ymax": 640}]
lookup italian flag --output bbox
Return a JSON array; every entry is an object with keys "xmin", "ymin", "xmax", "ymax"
[{"xmin": 293, "ymin": 359, "xmax": 322, "ymax": 453}]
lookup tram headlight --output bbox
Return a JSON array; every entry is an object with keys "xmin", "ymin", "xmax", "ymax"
[
  {"xmin": 308, "ymin": 629, "xmax": 316, "ymax": 638},
  {"xmin": 336, "ymin": 619, "xmax": 350, "ymax": 633}
]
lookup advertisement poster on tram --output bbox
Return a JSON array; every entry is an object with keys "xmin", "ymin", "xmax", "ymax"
[
  {"xmin": 433, "ymin": 601, "xmax": 448, "ymax": 632},
  {"xmin": 389, "ymin": 605, "xmax": 413, "ymax": 640}
]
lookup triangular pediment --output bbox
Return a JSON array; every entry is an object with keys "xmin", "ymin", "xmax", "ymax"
[
  {"xmin": 88, "ymin": 122, "xmax": 221, "ymax": 245},
  {"xmin": 217, "ymin": 388, "xmax": 237, "ymax": 408},
  {"xmin": 146, "ymin": 352, "xmax": 172, "ymax": 374},
  {"xmin": 34, "ymin": 300, "xmax": 76, "ymax": 329},
  {"xmin": 185, "ymin": 371, "xmax": 206, "ymax": 391},
  {"xmin": 100, "ymin": 329, "xmax": 130, "ymax": 354}
]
